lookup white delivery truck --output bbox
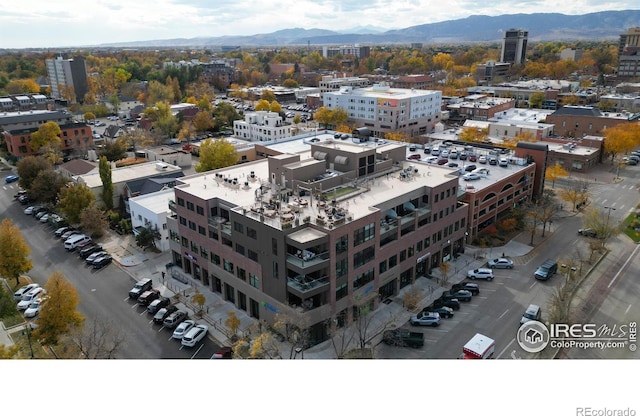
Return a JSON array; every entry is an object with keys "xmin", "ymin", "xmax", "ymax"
[{"xmin": 461, "ymin": 333, "xmax": 495, "ymax": 359}]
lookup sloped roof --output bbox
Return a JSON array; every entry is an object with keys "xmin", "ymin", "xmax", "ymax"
[
  {"xmin": 551, "ymin": 106, "xmax": 602, "ymax": 117},
  {"xmin": 104, "ymin": 124, "xmax": 122, "ymax": 139},
  {"xmin": 60, "ymin": 159, "xmax": 98, "ymax": 175},
  {"xmin": 125, "ymin": 171, "xmax": 185, "ymax": 196}
]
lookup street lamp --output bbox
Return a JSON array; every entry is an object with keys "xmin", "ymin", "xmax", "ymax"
[
  {"xmin": 604, "ymin": 206, "xmax": 616, "ymax": 239},
  {"xmin": 22, "ymin": 324, "xmax": 34, "ymax": 359}
]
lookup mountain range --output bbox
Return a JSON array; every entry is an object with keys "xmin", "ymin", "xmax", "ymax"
[{"xmin": 101, "ymin": 10, "xmax": 640, "ymax": 48}]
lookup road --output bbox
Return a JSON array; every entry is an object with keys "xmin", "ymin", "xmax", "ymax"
[
  {"xmin": 2, "ymin": 178, "xmax": 218, "ymax": 359},
  {"xmin": 376, "ymin": 162, "xmax": 640, "ymax": 359}
]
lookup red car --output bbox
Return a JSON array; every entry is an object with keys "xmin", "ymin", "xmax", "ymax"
[
  {"xmin": 436, "ymin": 158, "xmax": 448, "ymax": 165},
  {"xmin": 407, "ymin": 154, "xmax": 421, "ymax": 160},
  {"xmin": 468, "ymin": 155, "xmax": 477, "ymax": 162}
]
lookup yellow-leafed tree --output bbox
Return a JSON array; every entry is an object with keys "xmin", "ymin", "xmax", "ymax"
[
  {"xmin": 33, "ymin": 271, "xmax": 84, "ymax": 346},
  {"xmin": 604, "ymin": 123, "xmax": 640, "ymax": 165},
  {"xmin": 545, "ymin": 163, "xmax": 569, "ymax": 188},
  {"xmin": 195, "ymin": 138, "xmax": 238, "ymax": 172},
  {"xmin": 0, "ymin": 218, "xmax": 33, "ymax": 286}
]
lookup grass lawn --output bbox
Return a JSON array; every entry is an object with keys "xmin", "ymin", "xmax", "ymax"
[{"xmin": 621, "ymin": 212, "xmax": 640, "ymax": 243}]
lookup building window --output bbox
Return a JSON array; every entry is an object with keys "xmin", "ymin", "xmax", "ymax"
[
  {"xmin": 336, "ymin": 282, "xmax": 348, "ymax": 300},
  {"xmin": 400, "ymin": 249, "xmax": 407, "ymax": 262},
  {"xmin": 224, "ymin": 259, "xmax": 234, "ymax": 273},
  {"xmin": 389, "ymin": 254, "xmax": 398, "ymax": 268},
  {"xmin": 200, "ymin": 246, "xmax": 208, "ymax": 258},
  {"xmin": 190, "ymin": 241, "xmax": 198, "ymax": 253},
  {"xmin": 211, "ymin": 253, "xmax": 220, "ymax": 266},
  {"xmin": 408, "ymin": 245, "xmax": 414, "ymax": 257},
  {"xmin": 235, "ymin": 244, "xmax": 245, "ymax": 256},
  {"xmin": 181, "ymin": 237, "xmax": 188, "ymax": 248},
  {"xmin": 237, "ymin": 267, "xmax": 246, "ymax": 281},
  {"xmin": 336, "ymin": 258, "xmax": 348, "ymax": 278},
  {"xmin": 248, "ymin": 250, "xmax": 258, "ymax": 262},
  {"xmin": 336, "ymin": 234, "xmax": 348, "ymax": 253},
  {"xmin": 177, "ymin": 197, "xmax": 185, "ymax": 207},
  {"xmin": 198, "ymin": 225, "xmax": 206, "ymax": 235},
  {"xmin": 234, "ymin": 222, "xmax": 244, "ymax": 233},
  {"xmin": 353, "ymin": 268, "xmax": 374, "ymax": 290},
  {"xmin": 186, "ymin": 201, "xmax": 194, "ymax": 211},
  {"xmin": 353, "ymin": 246, "xmax": 375, "ymax": 268},
  {"xmin": 188, "ymin": 221, "xmax": 196, "ymax": 231},
  {"xmin": 379, "ymin": 260, "xmax": 387, "ymax": 274},
  {"xmin": 353, "ymin": 222, "xmax": 375, "ymax": 246},
  {"xmin": 272, "ymin": 238, "xmax": 278, "ymax": 255},
  {"xmin": 247, "ymin": 227, "xmax": 257, "ymax": 239},
  {"xmin": 179, "ymin": 216, "xmax": 187, "ymax": 226},
  {"xmin": 249, "ymin": 273, "xmax": 259, "ymax": 289}
]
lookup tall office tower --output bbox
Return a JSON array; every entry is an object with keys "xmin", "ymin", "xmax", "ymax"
[
  {"xmin": 500, "ymin": 29, "xmax": 528, "ymax": 65},
  {"xmin": 46, "ymin": 56, "xmax": 88, "ymax": 103},
  {"xmin": 618, "ymin": 27, "xmax": 640, "ymax": 56},
  {"xmin": 618, "ymin": 28, "xmax": 640, "ymax": 80}
]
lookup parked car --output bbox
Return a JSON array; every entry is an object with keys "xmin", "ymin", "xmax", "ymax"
[
  {"xmin": 181, "ymin": 324, "xmax": 209, "ymax": 347},
  {"xmin": 129, "ymin": 278, "xmax": 153, "ymax": 300},
  {"xmin": 23, "ymin": 298, "xmax": 43, "ymax": 318},
  {"xmin": 478, "ymin": 155, "xmax": 487, "ymax": 164},
  {"xmin": 451, "ymin": 282, "xmax": 480, "ymax": 295},
  {"xmin": 436, "ymin": 158, "xmax": 448, "ymax": 165},
  {"xmin": 422, "ymin": 305, "xmax": 454, "ymax": 318},
  {"xmin": 468, "ymin": 154, "xmax": 477, "ymax": 162},
  {"xmin": 92, "ymin": 255, "xmax": 112, "ymax": 269},
  {"xmin": 432, "ymin": 298, "xmax": 460, "ymax": 310},
  {"xmin": 382, "ymin": 329, "xmax": 424, "ymax": 348},
  {"xmin": 85, "ymin": 251, "xmax": 108, "ymax": 266},
  {"xmin": 18, "ymin": 195, "xmax": 31, "ymax": 204},
  {"xmin": 147, "ymin": 297, "xmax": 171, "ymax": 314},
  {"xmin": 172, "ymin": 319, "xmax": 195, "ymax": 340},
  {"xmin": 407, "ymin": 154, "xmax": 421, "ymax": 160},
  {"xmin": 35, "ymin": 210, "xmax": 49, "ymax": 220},
  {"xmin": 5, "ymin": 175, "xmax": 19, "ymax": 183},
  {"xmin": 464, "ymin": 164, "xmax": 477, "ymax": 172},
  {"xmin": 499, "ymin": 158, "xmax": 509, "ymax": 167},
  {"xmin": 153, "ymin": 305, "xmax": 178, "ymax": 324},
  {"xmin": 440, "ymin": 289, "xmax": 472, "ymax": 302},
  {"xmin": 212, "ymin": 346, "xmax": 234, "ymax": 359},
  {"xmin": 489, "ymin": 156, "xmax": 498, "ymax": 165},
  {"xmin": 578, "ymin": 228, "xmax": 598, "ymax": 238},
  {"xmin": 137, "ymin": 289, "xmax": 160, "ymax": 306},
  {"xmin": 78, "ymin": 244, "xmax": 103, "ymax": 259},
  {"xmin": 487, "ymin": 257, "xmax": 514, "ymax": 269},
  {"xmin": 23, "ymin": 206, "xmax": 40, "ymax": 215},
  {"xmin": 463, "ymin": 172, "xmax": 481, "ymax": 181},
  {"xmin": 61, "ymin": 229, "xmax": 81, "ymax": 240},
  {"xmin": 163, "ymin": 310, "xmax": 188, "ymax": 329},
  {"xmin": 409, "ymin": 311, "xmax": 441, "ymax": 327},
  {"xmin": 467, "ymin": 268, "xmax": 494, "ymax": 280},
  {"xmin": 14, "ymin": 283, "xmax": 39, "ymax": 301},
  {"xmin": 17, "ymin": 287, "xmax": 46, "ymax": 310}
]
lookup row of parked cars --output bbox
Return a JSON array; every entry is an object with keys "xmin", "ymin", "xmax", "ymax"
[
  {"xmin": 126, "ymin": 278, "xmax": 217, "ymax": 350},
  {"xmin": 406, "ymin": 258, "xmax": 514, "ymax": 329},
  {"xmin": 13, "ymin": 282, "xmax": 45, "ymax": 318}
]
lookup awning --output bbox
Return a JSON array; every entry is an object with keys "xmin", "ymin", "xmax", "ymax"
[
  {"xmin": 386, "ymin": 209, "xmax": 398, "ymax": 219},
  {"xmin": 313, "ymin": 151, "xmax": 327, "ymax": 160},
  {"xmin": 404, "ymin": 201, "xmax": 415, "ymax": 211},
  {"xmin": 334, "ymin": 155, "xmax": 349, "ymax": 165}
]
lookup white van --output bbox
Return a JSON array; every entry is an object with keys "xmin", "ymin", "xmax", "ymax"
[
  {"xmin": 17, "ymin": 287, "xmax": 45, "ymax": 310},
  {"xmin": 64, "ymin": 234, "xmax": 91, "ymax": 251}
]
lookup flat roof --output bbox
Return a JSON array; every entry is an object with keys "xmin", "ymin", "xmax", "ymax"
[
  {"xmin": 79, "ymin": 161, "xmax": 182, "ymax": 188},
  {"xmin": 129, "ymin": 188, "xmax": 175, "ymax": 214}
]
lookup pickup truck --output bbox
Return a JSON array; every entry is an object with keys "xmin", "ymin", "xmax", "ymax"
[{"xmin": 382, "ymin": 329, "xmax": 424, "ymax": 348}]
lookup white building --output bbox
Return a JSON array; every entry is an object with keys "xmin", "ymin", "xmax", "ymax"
[
  {"xmin": 318, "ymin": 75, "xmax": 370, "ymax": 98},
  {"xmin": 323, "ymin": 83, "xmax": 442, "ymax": 138},
  {"xmin": 129, "ymin": 188, "xmax": 174, "ymax": 252},
  {"xmin": 233, "ymin": 111, "xmax": 291, "ymax": 142}
]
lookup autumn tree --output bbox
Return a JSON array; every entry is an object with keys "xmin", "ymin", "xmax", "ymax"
[
  {"xmin": 68, "ymin": 317, "xmax": 125, "ymax": 359},
  {"xmin": 191, "ymin": 292, "xmax": 206, "ymax": 317},
  {"xmin": 100, "ymin": 67, "xmax": 131, "ymax": 97},
  {"xmin": 135, "ymin": 226, "xmax": 161, "ymax": 251},
  {"xmin": 195, "ymin": 138, "xmax": 238, "ymax": 172},
  {"xmin": 269, "ymin": 101, "xmax": 282, "ymax": 113},
  {"xmin": 33, "ymin": 271, "xmax": 84, "ymax": 346},
  {"xmin": 224, "ymin": 311, "xmax": 241, "ymax": 338},
  {"xmin": 58, "ymin": 183, "xmax": 96, "ymax": 224},
  {"xmin": 545, "ymin": 163, "xmax": 569, "ymax": 188},
  {"xmin": 16, "ymin": 155, "xmax": 51, "ymax": 190},
  {"xmin": 559, "ymin": 179, "xmax": 590, "ymax": 212},
  {"xmin": 384, "ymin": 131, "xmax": 410, "ymax": 143},
  {"xmin": 273, "ymin": 310, "xmax": 310, "ymax": 359},
  {"xmin": 603, "ymin": 123, "xmax": 640, "ymax": 165},
  {"xmin": 30, "ymin": 121, "xmax": 62, "ymax": 163},
  {"xmin": 439, "ymin": 262, "xmax": 452, "ymax": 286},
  {"xmin": 144, "ymin": 80, "xmax": 174, "ymax": 106},
  {"xmin": 30, "ymin": 170, "xmax": 69, "ymax": 204},
  {"xmin": 0, "ymin": 218, "xmax": 33, "ymax": 286},
  {"xmin": 99, "ymin": 138, "xmax": 128, "ymax": 162},
  {"xmin": 529, "ymin": 91, "xmax": 546, "ymax": 108},
  {"xmin": 582, "ymin": 207, "xmax": 620, "ymax": 248},
  {"xmin": 80, "ymin": 203, "xmax": 108, "ymax": 238},
  {"xmin": 213, "ymin": 102, "xmax": 242, "ymax": 129},
  {"xmin": 260, "ymin": 89, "xmax": 276, "ymax": 102},
  {"xmin": 459, "ymin": 126, "xmax": 488, "ymax": 143},
  {"xmin": 196, "ymin": 95, "xmax": 212, "ymax": 111},
  {"xmin": 193, "ymin": 110, "xmax": 215, "ymax": 133},
  {"xmin": 254, "ymin": 99, "xmax": 270, "ymax": 111},
  {"xmin": 84, "ymin": 111, "xmax": 97, "ymax": 124},
  {"xmin": 99, "ymin": 156, "xmax": 114, "ymax": 210},
  {"xmin": 144, "ymin": 101, "xmax": 179, "ymax": 140}
]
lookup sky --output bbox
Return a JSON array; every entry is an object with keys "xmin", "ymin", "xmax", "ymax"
[{"xmin": 0, "ymin": 0, "xmax": 638, "ymax": 49}]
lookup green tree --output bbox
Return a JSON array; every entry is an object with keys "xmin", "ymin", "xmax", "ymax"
[
  {"xmin": 30, "ymin": 170, "xmax": 69, "ymax": 204},
  {"xmin": 33, "ymin": 271, "xmax": 84, "ymax": 346},
  {"xmin": 16, "ymin": 155, "xmax": 51, "ymax": 190},
  {"xmin": 107, "ymin": 94, "xmax": 121, "ymax": 115},
  {"xmin": 99, "ymin": 156, "xmax": 114, "ymax": 210},
  {"xmin": 195, "ymin": 138, "xmax": 238, "ymax": 172},
  {"xmin": 0, "ymin": 218, "xmax": 33, "ymax": 286},
  {"xmin": 84, "ymin": 112, "xmax": 96, "ymax": 124},
  {"xmin": 135, "ymin": 226, "xmax": 160, "ymax": 251},
  {"xmin": 529, "ymin": 91, "xmax": 546, "ymax": 108},
  {"xmin": 58, "ymin": 183, "xmax": 96, "ymax": 224},
  {"xmin": 99, "ymin": 138, "xmax": 128, "ymax": 162}
]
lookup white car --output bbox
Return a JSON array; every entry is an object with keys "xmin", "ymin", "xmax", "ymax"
[
  {"xmin": 487, "ymin": 257, "xmax": 514, "ymax": 269},
  {"xmin": 463, "ymin": 173, "xmax": 481, "ymax": 181},
  {"xmin": 181, "ymin": 324, "xmax": 209, "ymax": 347},
  {"xmin": 467, "ymin": 268, "xmax": 494, "ymax": 280},
  {"xmin": 24, "ymin": 299, "xmax": 43, "ymax": 318},
  {"xmin": 17, "ymin": 288, "xmax": 45, "ymax": 310},
  {"xmin": 172, "ymin": 319, "xmax": 195, "ymax": 340},
  {"xmin": 39, "ymin": 213, "xmax": 50, "ymax": 223},
  {"xmin": 85, "ymin": 251, "xmax": 108, "ymax": 264},
  {"xmin": 24, "ymin": 206, "xmax": 39, "ymax": 215},
  {"xmin": 14, "ymin": 283, "xmax": 39, "ymax": 301}
]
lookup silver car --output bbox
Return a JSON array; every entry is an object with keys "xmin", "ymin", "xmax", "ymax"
[{"xmin": 487, "ymin": 257, "xmax": 514, "ymax": 269}]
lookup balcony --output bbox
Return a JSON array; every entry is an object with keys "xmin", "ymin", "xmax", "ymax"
[
  {"xmin": 287, "ymin": 275, "xmax": 330, "ymax": 297},
  {"xmin": 286, "ymin": 250, "xmax": 329, "ymax": 269},
  {"xmin": 168, "ymin": 200, "xmax": 176, "ymax": 212}
]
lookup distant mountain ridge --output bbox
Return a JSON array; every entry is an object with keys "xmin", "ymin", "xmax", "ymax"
[{"xmin": 100, "ymin": 10, "xmax": 640, "ymax": 48}]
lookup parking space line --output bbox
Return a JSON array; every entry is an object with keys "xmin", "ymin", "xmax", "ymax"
[
  {"xmin": 528, "ymin": 281, "xmax": 537, "ymax": 290},
  {"xmin": 498, "ymin": 309, "xmax": 509, "ymax": 320},
  {"xmin": 191, "ymin": 344, "xmax": 205, "ymax": 359},
  {"xmin": 497, "ymin": 337, "xmax": 516, "ymax": 359}
]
